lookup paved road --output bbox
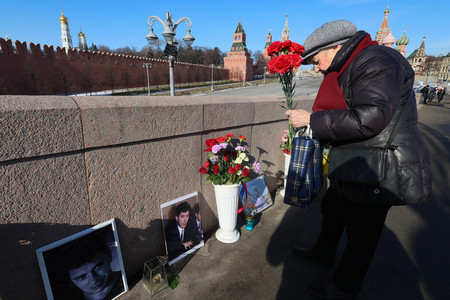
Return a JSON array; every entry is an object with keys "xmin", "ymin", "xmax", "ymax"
[
  {"xmin": 202, "ymin": 77, "xmax": 323, "ymax": 97},
  {"xmin": 121, "ymin": 89, "xmax": 449, "ymax": 300}
]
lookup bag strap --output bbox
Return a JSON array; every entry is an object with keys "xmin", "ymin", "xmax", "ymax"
[{"xmin": 385, "ymin": 93, "xmax": 413, "ymax": 149}]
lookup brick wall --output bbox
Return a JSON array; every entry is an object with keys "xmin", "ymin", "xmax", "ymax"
[{"xmin": 0, "ymin": 38, "xmax": 229, "ymax": 95}]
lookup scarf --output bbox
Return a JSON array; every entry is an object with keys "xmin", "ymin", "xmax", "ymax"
[{"xmin": 312, "ymin": 34, "xmax": 378, "ymax": 112}]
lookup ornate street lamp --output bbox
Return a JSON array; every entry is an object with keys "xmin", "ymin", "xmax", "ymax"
[
  {"xmin": 146, "ymin": 11, "xmax": 195, "ymax": 96},
  {"xmin": 143, "ymin": 62, "xmax": 152, "ymax": 96}
]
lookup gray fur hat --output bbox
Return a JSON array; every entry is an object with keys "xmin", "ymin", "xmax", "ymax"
[{"xmin": 302, "ymin": 20, "xmax": 357, "ymax": 64}]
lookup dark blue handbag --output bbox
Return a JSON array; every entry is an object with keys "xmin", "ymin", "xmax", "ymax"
[{"xmin": 284, "ymin": 135, "xmax": 323, "ymax": 208}]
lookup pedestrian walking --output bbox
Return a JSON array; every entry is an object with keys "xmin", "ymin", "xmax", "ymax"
[
  {"xmin": 421, "ymin": 85, "xmax": 430, "ymax": 104},
  {"xmin": 437, "ymin": 86, "xmax": 445, "ymax": 103},
  {"xmin": 286, "ymin": 20, "xmax": 431, "ymax": 300},
  {"xmin": 428, "ymin": 87, "xmax": 436, "ymax": 102}
]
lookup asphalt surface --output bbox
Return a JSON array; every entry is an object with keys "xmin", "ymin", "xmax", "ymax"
[{"xmin": 119, "ymin": 90, "xmax": 450, "ymax": 300}]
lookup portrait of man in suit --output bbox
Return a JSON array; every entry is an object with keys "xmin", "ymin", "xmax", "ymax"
[{"xmin": 163, "ymin": 201, "xmax": 202, "ymax": 264}]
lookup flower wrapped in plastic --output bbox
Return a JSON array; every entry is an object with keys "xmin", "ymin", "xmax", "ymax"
[{"xmin": 267, "ymin": 40, "xmax": 304, "ymax": 154}]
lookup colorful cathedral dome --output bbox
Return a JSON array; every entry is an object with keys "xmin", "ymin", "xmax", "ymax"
[
  {"xmin": 382, "ymin": 32, "xmax": 396, "ymax": 45},
  {"xmin": 396, "ymin": 30, "xmax": 410, "ymax": 45}
]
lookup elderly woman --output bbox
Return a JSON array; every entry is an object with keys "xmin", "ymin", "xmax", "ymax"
[{"xmin": 286, "ymin": 20, "xmax": 431, "ymax": 299}]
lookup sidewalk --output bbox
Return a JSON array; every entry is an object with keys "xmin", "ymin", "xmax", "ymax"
[{"xmin": 120, "ymin": 95, "xmax": 450, "ymax": 300}]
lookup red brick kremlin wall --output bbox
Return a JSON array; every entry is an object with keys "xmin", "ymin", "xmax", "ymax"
[{"xmin": 0, "ymin": 38, "xmax": 229, "ymax": 95}]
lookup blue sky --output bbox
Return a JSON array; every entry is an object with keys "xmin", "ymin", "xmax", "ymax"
[{"xmin": 2, "ymin": 0, "xmax": 449, "ymax": 58}]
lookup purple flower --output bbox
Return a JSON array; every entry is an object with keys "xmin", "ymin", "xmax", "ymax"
[
  {"xmin": 212, "ymin": 145, "xmax": 222, "ymax": 154},
  {"xmin": 235, "ymin": 146, "xmax": 246, "ymax": 152},
  {"xmin": 220, "ymin": 143, "xmax": 228, "ymax": 149},
  {"xmin": 253, "ymin": 162, "xmax": 261, "ymax": 173}
]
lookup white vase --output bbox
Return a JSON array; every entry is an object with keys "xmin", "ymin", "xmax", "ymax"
[
  {"xmin": 280, "ymin": 153, "xmax": 290, "ymax": 197},
  {"xmin": 213, "ymin": 183, "xmax": 241, "ymax": 243}
]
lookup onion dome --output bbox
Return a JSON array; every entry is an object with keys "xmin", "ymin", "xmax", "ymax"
[
  {"xmin": 396, "ymin": 30, "xmax": 409, "ymax": 45},
  {"xmin": 60, "ymin": 10, "xmax": 68, "ymax": 24},
  {"xmin": 382, "ymin": 32, "xmax": 396, "ymax": 45},
  {"xmin": 78, "ymin": 32, "xmax": 85, "ymax": 37}
]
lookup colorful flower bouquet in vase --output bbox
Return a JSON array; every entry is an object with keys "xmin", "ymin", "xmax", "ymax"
[
  {"xmin": 266, "ymin": 40, "xmax": 304, "ymax": 195},
  {"xmin": 199, "ymin": 134, "xmax": 260, "ymax": 243}
]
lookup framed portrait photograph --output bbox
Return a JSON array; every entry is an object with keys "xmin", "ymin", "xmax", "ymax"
[
  {"xmin": 240, "ymin": 175, "xmax": 273, "ymax": 216},
  {"xmin": 161, "ymin": 192, "xmax": 204, "ymax": 266},
  {"xmin": 36, "ymin": 219, "xmax": 128, "ymax": 300}
]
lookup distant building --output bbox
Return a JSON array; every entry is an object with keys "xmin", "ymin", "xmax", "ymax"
[
  {"xmin": 223, "ymin": 22, "xmax": 253, "ymax": 82},
  {"xmin": 78, "ymin": 29, "xmax": 87, "ymax": 50},
  {"xmin": 375, "ymin": 6, "xmax": 391, "ymax": 45},
  {"xmin": 281, "ymin": 15, "xmax": 289, "ymax": 42},
  {"xmin": 261, "ymin": 30, "xmax": 272, "ymax": 64},
  {"xmin": 60, "ymin": 9, "xmax": 73, "ymax": 50},
  {"xmin": 407, "ymin": 36, "xmax": 427, "ymax": 74},
  {"xmin": 395, "ymin": 30, "xmax": 409, "ymax": 57},
  {"xmin": 374, "ymin": 6, "xmax": 409, "ymax": 57}
]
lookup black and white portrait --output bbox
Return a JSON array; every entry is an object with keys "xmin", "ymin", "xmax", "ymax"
[{"xmin": 36, "ymin": 219, "xmax": 128, "ymax": 300}]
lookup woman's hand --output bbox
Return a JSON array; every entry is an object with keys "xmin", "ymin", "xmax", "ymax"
[{"xmin": 285, "ymin": 109, "xmax": 311, "ymax": 128}]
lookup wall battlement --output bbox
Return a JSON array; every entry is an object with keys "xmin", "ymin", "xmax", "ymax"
[{"xmin": 0, "ymin": 38, "xmax": 229, "ymax": 95}]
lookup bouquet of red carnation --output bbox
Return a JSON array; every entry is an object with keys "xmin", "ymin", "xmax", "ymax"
[{"xmin": 267, "ymin": 40, "xmax": 304, "ymax": 154}]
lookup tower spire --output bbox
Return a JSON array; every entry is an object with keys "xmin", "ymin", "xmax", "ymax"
[{"xmin": 282, "ymin": 14, "xmax": 290, "ymax": 42}]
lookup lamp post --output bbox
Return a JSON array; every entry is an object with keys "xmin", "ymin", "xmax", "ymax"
[
  {"xmin": 145, "ymin": 11, "xmax": 194, "ymax": 96},
  {"xmin": 143, "ymin": 62, "xmax": 152, "ymax": 96},
  {"xmin": 242, "ymin": 66, "xmax": 246, "ymax": 87},
  {"xmin": 263, "ymin": 66, "xmax": 267, "ymax": 84},
  {"xmin": 210, "ymin": 64, "xmax": 214, "ymax": 92}
]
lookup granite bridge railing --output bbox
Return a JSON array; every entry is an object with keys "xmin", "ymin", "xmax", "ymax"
[{"xmin": 0, "ymin": 95, "xmax": 316, "ymax": 299}]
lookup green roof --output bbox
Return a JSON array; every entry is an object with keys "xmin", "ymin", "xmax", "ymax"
[
  {"xmin": 230, "ymin": 42, "xmax": 247, "ymax": 52},
  {"xmin": 234, "ymin": 22, "xmax": 244, "ymax": 34},
  {"xmin": 407, "ymin": 49, "xmax": 418, "ymax": 59}
]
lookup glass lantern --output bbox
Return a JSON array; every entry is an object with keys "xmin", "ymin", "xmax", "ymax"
[{"xmin": 142, "ymin": 255, "xmax": 169, "ymax": 297}]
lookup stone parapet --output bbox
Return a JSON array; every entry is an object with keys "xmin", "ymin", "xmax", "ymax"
[{"xmin": 0, "ymin": 95, "xmax": 314, "ymax": 299}]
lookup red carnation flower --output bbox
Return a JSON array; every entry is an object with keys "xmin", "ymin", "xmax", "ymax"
[
  {"xmin": 281, "ymin": 40, "xmax": 292, "ymax": 51},
  {"xmin": 199, "ymin": 167, "xmax": 208, "ymax": 174},
  {"xmin": 204, "ymin": 161, "xmax": 210, "ymax": 168},
  {"xmin": 283, "ymin": 148, "xmax": 291, "ymax": 155},
  {"xmin": 216, "ymin": 137, "xmax": 226, "ymax": 143},
  {"xmin": 268, "ymin": 54, "xmax": 302, "ymax": 74},
  {"xmin": 226, "ymin": 133, "xmax": 234, "ymax": 138},
  {"xmin": 204, "ymin": 138, "xmax": 218, "ymax": 152},
  {"xmin": 239, "ymin": 135, "xmax": 247, "ymax": 140},
  {"xmin": 289, "ymin": 42, "xmax": 305, "ymax": 55},
  {"xmin": 228, "ymin": 166, "xmax": 236, "ymax": 174},
  {"xmin": 223, "ymin": 156, "xmax": 229, "ymax": 162},
  {"xmin": 267, "ymin": 41, "xmax": 282, "ymax": 57},
  {"xmin": 235, "ymin": 164, "xmax": 242, "ymax": 171},
  {"xmin": 213, "ymin": 165, "xmax": 220, "ymax": 175},
  {"xmin": 242, "ymin": 168, "xmax": 250, "ymax": 177}
]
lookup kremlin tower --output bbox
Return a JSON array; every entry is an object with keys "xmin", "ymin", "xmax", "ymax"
[
  {"xmin": 60, "ymin": 9, "xmax": 73, "ymax": 50},
  {"xmin": 262, "ymin": 30, "xmax": 272, "ymax": 63},
  {"xmin": 281, "ymin": 15, "xmax": 289, "ymax": 42},
  {"xmin": 223, "ymin": 22, "xmax": 253, "ymax": 82}
]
